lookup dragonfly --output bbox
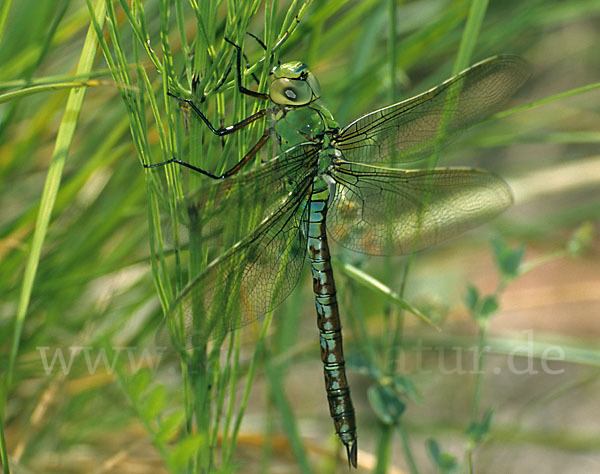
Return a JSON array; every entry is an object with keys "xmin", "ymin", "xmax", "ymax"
[{"xmin": 146, "ymin": 39, "xmax": 528, "ymax": 467}]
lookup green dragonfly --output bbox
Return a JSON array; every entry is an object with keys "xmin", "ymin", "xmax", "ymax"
[{"xmin": 146, "ymin": 40, "xmax": 528, "ymax": 467}]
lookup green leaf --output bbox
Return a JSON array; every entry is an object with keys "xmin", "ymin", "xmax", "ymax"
[
  {"xmin": 464, "ymin": 283, "xmax": 479, "ymax": 311},
  {"xmin": 170, "ymin": 435, "xmax": 203, "ymax": 472},
  {"xmin": 348, "ymin": 352, "xmax": 381, "ymax": 379},
  {"xmin": 467, "ymin": 407, "xmax": 495, "ymax": 444},
  {"xmin": 6, "ymin": 0, "xmax": 107, "ymax": 419},
  {"xmin": 339, "ymin": 261, "xmax": 439, "ymax": 328},
  {"xmin": 480, "ymin": 295, "xmax": 499, "ymax": 318},
  {"xmin": 426, "ymin": 438, "xmax": 458, "ymax": 473},
  {"xmin": 128, "ymin": 369, "xmax": 152, "ymax": 402},
  {"xmin": 567, "ymin": 221, "xmax": 595, "ymax": 256},
  {"xmin": 504, "ymin": 245, "xmax": 525, "ymax": 278},
  {"xmin": 426, "ymin": 438, "xmax": 441, "ymax": 461},
  {"xmin": 392, "ymin": 375, "xmax": 422, "ymax": 404},
  {"xmin": 491, "ymin": 237, "xmax": 525, "ymax": 279},
  {"xmin": 367, "ymin": 384, "xmax": 406, "ymax": 425},
  {"xmin": 156, "ymin": 409, "xmax": 185, "ymax": 443},
  {"xmin": 141, "ymin": 384, "xmax": 166, "ymax": 419}
]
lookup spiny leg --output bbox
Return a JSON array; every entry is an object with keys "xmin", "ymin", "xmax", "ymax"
[
  {"xmin": 167, "ymin": 92, "xmax": 269, "ymax": 138},
  {"xmin": 168, "ymin": 35, "xmax": 272, "ymax": 138},
  {"xmin": 246, "ymin": 31, "xmax": 267, "ymax": 51},
  {"xmin": 149, "ymin": 38, "xmax": 275, "ymax": 178},
  {"xmin": 210, "ymin": 42, "xmax": 263, "ymax": 145},
  {"xmin": 185, "ymin": 33, "xmax": 266, "ymax": 99},
  {"xmin": 158, "ymin": 1, "xmax": 313, "ymax": 174},
  {"xmin": 143, "ymin": 126, "xmax": 272, "ymax": 180},
  {"xmin": 213, "ymin": 38, "xmax": 262, "ymax": 94},
  {"xmin": 223, "ymin": 37, "xmax": 270, "ymax": 100}
]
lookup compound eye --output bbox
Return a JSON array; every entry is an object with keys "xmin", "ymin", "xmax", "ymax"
[
  {"xmin": 284, "ymin": 88, "xmax": 298, "ymax": 100},
  {"xmin": 270, "ymin": 78, "xmax": 313, "ymax": 106}
]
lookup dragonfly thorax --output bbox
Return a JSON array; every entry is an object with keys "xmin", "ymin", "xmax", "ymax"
[
  {"xmin": 316, "ymin": 147, "xmax": 340, "ymax": 176},
  {"xmin": 270, "ymin": 61, "xmax": 321, "ymax": 107}
]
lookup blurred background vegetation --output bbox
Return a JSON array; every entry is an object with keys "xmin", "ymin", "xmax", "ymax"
[{"xmin": 1, "ymin": 0, "xmax": 599, "ymax": 473}]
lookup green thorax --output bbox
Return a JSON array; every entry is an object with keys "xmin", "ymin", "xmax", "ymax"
[
  {"xmin": 269, "ymin": 61, "xmax": 338, "ymax": 149},
  {"xmin": 272, "ymin": 99, "xmax": 337, "ymax": 147}
]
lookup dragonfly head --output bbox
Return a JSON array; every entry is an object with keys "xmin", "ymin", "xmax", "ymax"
[{"xmin": 270, "ymin": 61, "xmax": 321, "ymax": 107}]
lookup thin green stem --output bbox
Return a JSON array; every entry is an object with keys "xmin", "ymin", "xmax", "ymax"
[
  {"xmin": 489, "ymin": 82, "xmax": 600, "ymax": 122},
  {"xmin": 387, "ymin": 0, "xmax": 398, "ymax": 103},
  {"xmin": 389, "ymin": 254, "xmax": 415, "ymax": 371},
  {"xmin": 3, "ymin": 0, "xmax": 106, "ymax": 414},
  {"xmin": 453, "ymin": 0, "xmax": 489, "ymax": 73},
  {"xmin": 398, "ymin": 423, "xmax": 420, "ymax": 474},
  {"xmin": 374, "ymin": 425, "xmax": 393, "ymax": 474},
  {"xmin": 0, "ymin": 0, "xmax": 14, "ymax": 47},
  {"xmin": 265, "ymin": 358, "xmax": 313, "ymax": 473},
  {"xmin": 470, "ymin": 322, "xmax": 489, "ymax": 423},
  {"xmin": 465, "ymin": 320, "xmax": 489, "ymax": 471},
  {"xmin": 0, "ymin": 403, "xmax": 9, "ymax": 474},
  {"xmin": 224, "ymin": 309, "xmax": 275, "ymax": 465}
]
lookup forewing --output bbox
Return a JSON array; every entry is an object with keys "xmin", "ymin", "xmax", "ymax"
[
  {"xmin": 177, "ymin": 143, "xmax": 319, "ymax": 250},
  {"xmin": 327, "ymin": 163, "xmax": 513, "ymax": 256},
  {"xmin": 335, "ymin": 55, "xmax": 529, "ymax": 165},
  {"xmin": 168, "ymin": 174, "xmax": 314, "ymax": 347}
]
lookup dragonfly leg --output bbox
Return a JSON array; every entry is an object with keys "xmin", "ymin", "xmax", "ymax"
[
  {"xmin": 159, "ymin": 36, "xmax": 275, "ymax": 179},
  {"xmin": 221, "ymin": 127, "xmax": 271, "ymax": 177},
  {"xmin": 174, "ymin": 54, "xmax": 247, "ymax": 136},
  {"xmin": 167, "ymin": 33, "xmax": 272, "ymax": 137},
  {"xmin": 242, "ymin": 41, "xmax": 262, "ymax": 86},
  {"xmin": 143, "ymin": 127, "xmax": 272, "ymax": 179},
  {"xmin": 223, "ymin": 37, "xmax": 270, "ymax": 100},
  {"xmin": 167, "ymin": 92, "xmax": 269, "ymax": 137},
  {"xmin": 246, "ymin": 31, "xmax": 267, "ymax": 51},
  {"xmin": 212, "ymin": 61, "xmax": 233, "ymax": 94},
  {"xmin": 213, "ymin": 46, "xmax": 261, "ymax": 93},
  {"xmin": 243, "ymin": 32, "xmax": 282, "ymax": 74}
]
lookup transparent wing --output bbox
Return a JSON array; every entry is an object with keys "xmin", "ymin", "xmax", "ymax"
[
  {"xmin": 176, "ymin": 143, "xmax": 319, "ymax": 250},
  {"xmin": 334, "ymin": 55, "xmax": 529, "ymax": 165},
  {"xmin": 326, "ymin": 162, "xmax": 513, "ymax": 256},
  {"xmin": 168, "ymin": 174, "xmax": 314, "ymax": 347}
]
